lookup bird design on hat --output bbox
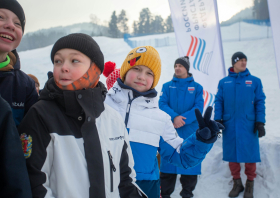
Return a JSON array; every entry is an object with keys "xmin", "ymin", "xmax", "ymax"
[{"xmin": 127, "ymin": 47, "xmax": 147, "ymax": 66}]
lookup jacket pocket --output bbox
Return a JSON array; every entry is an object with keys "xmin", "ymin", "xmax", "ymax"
[
  {"xmin": 107, "ymin": 151, "xmax": 116, "ymax": 192},
  {"xmin": 246, "ymin": 114, "xmax": 255, "ymax": 121},
  {"xmin": 223, "ymin": 114, "xmax": 231, "ymax": 121}
]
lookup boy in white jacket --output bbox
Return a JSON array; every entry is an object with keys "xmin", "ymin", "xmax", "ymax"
[
  {"xmin": 105, "ymin": 46, "xmax": 224, "ymax": 198},
  {"xmin": 18, "ymin": 34, "xmax": 147, "ymax": 198}
]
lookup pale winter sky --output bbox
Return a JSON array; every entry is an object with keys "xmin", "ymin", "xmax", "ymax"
[{"xmin": 18, "ymin": 0, "xmax": 253, "ymax": 33}]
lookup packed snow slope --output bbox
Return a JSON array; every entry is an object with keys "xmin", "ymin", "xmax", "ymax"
[{"xmin": 19, "ymin": 22, "xmax": 279, "ymax": 198}]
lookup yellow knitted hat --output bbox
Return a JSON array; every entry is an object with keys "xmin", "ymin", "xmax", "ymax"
[{"xmin": 120, "ymin": 46, "xmax": 161, "ymax": 89}]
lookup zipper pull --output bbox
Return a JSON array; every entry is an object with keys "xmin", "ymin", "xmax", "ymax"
[
  {"xmin": 126, "ymin": 104, "xmax": 131, "ymax": 113},
  {"xmin": 108, "ymin": 151, "xmax": 116, "ymax": 172}
]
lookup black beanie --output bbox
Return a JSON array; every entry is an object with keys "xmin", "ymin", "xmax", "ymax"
[
  {"xmin": 174, "ymin": 56, "xmax": 190, "ymax": 72},
  {"xmin": 0, "ymin": 0, "xmax": 25, "ymax": 33},
  {"xmin": 231, "ymin": 52, "xmax": 247, "ymax": 66},
  {"xmin": 51, "ymin": 33, "xmax": 104, "ymax": 73}
]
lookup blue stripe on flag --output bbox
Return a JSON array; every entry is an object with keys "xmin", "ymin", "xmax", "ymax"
[
  {"xmin": 208, "ymin": 93, "xmax": 213, "ymax": 107},
  {"xmin": 197, "ymin": 40, "xmax": 206, "ymax": 71},
  {"xmin": 193, "ymin": 38, "xmax": 202, "ymax": 70}
]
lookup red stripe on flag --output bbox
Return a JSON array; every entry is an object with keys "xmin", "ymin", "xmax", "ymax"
[
  {"xmin": 191, "ymin": 37, "xmax": 198, "ymax": 56},
  {"xmin": 204, "ymin": 91, "xmax": 209, "ymax": 107},
  {"xmin": 187, "ymin": 36, "xmax": 194, "ymax": 57}
]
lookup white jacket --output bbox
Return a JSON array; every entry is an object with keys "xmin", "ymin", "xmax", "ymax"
[
  {"xmin": 105, "ymin": 81, "xmax": 195, "ymax": 181},
  {"xmin": 105, "ymin": 81, "xmax": 214, "ymax": 181}
]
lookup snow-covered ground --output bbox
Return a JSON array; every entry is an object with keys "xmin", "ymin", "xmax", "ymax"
[
  {"xmin": 221, "ymin": 22, "xmax": 273, "ymax": 41},
  {"xmin": 18, "ymin": 22, "xmax": 280, "ymax": 198}
]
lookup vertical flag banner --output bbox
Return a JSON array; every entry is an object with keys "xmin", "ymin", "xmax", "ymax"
[
  {"xmin": 267, "ymin": 0, "xmax": 280, "ymax": 88},
  {"xmin": 168, "ymin": 0, "xmax": 226, "ymax": 109}
]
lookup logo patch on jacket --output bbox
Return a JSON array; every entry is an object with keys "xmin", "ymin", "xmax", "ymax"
[
  {"xmin": 109, "ymin": 136, "xmax": 124, "ymax": 141},
  {"xmin": 112, "ymin": 87, "xmax": 121, "ymax": 94},
  {"xmin": 12, "ymin": 102, "xmax": 24, "ymax": 107},
  {"xmin": 20, "ymin": 133, "xmax": 32, "ymax": 159},
  {"xmin": 188, "ymin": 87, "xmax": 195, "ymax": 93},
  {"xmin": 245, "ymin": 80, "xmax": 252, "ymax": 84}
]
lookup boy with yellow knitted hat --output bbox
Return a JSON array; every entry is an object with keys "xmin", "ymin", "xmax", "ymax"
[{"xmin": 105, "ymin": 46, "xmax": 223, "ymax": 198}]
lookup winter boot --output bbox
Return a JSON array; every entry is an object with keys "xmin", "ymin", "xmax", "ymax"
[
  {"xmin": 244, "ymin": 180, "xmax": 254, "ymax": 198},
  {"xmin": 228, "ymin": 178, "xmax": 244, "ymax": 197}
]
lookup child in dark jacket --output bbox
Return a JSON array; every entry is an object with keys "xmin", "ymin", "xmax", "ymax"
[
  {"xmin": 104, "ymin": 46, "xmax": 224, "ymax": 198},
  {"xmin": 0, "ymin": 1, "xmax": 35, "ymax": 197},
  {"xmin": 18, "ymin": 33, "xmax": 146, "ymax": 198},
  {"xmin": 0, "ymin": 95, "xmax": 32, "ymax": 198},
  {"xmin": 0, "ymin": 0, "xmax": 38, "ymax": 126}
]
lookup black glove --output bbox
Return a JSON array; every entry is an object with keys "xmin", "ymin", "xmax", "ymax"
[
  {"xmin": 254, "ymin": 122, "xmax": 265, "ymax": 138},
  {"xmin": 215, "ymin": 120, "xmax": 223, "ymax": 126},
  {"xmin": 215, "ymin": 120, "xmax": 224, "ymax": 135},
  {"xmin": 195, "ymin": 106, "xmax": 225, "ymax": 144}
]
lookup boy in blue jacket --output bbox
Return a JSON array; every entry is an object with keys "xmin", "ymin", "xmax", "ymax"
[
  {"xmin": 0, "ymin": 0, "xmax": 38, "ymax": 126},
  {"xmin": 105, "ymin": 46, "xmax": 224, "ymax": 198},
  {"xmin": 214, "ymin": 52, "xmax": 266, "ymax": 198},
  {"xmin": 159, "ymin": 56, "xmax": 204, "ymax": 198}
]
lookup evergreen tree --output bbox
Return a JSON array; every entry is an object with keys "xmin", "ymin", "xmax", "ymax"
[
  {"xmin": 118, "ymin": 10, "xmax": 129, "ymax": 35},
  {"xmin": 138, "ymin": 8, "xmax": 152, "ymax": 34},
  {"xmin": 108, "ymin": 11, "xmax": 119, "ymax": 38},
  {"xmin": 151, "ymin": 15, "xmax": 165, "ymax": 33},
  {"xmin": 133, "ymin": 21, "xmax": 138, "ymax": 34},
  {"xmin": 165, "ymin": 15, "xmax": 174, "ymax": 33}
]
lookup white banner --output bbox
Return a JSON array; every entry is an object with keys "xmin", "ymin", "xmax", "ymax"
[
  {"xmin": 168, "ymin": 0, "xmax": 226, "ymax": 109},
  {"xmin": 267, "ymin": 0, "xmax": 280, "ymax": 88}
]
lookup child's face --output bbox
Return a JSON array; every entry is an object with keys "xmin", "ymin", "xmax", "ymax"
[
  {"xmin": 124, "ymin": 65, "xmax": 154, "ymax": 92},
  {"xmin": 0, "ymin": 9, "xmax": 23, "ymax": 53},
  {"xmin": 53, "ymin": 49, "xmax": 91, "ymax": 86}
]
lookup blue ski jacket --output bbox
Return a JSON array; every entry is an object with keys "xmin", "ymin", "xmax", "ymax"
[
  {"xmin": 159, "ymin": 75, "xmax": 204, "ymax": 175},
  {"xmin": 0, "ymin": 50, "xmax": 38, "ymax": 126},
  {"xmin": 214, "ymin": 68, "xmax": 266, "ymax": 163}
]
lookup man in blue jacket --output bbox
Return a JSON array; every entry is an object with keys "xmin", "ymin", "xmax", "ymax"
[
  {"xmin": 159, "ymin": 56, "xmax": 204, "ymax": 198},
  {"xmin": 214, "ymin": 52, "xmax": 266, "ymax": 198}
]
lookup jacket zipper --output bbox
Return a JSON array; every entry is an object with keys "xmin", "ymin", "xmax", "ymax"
[
  {"xmin": 108, "ymin": 151, "xmax": 116, "ymax": 192},
  {"xmin": 124, "ymin": 93, "xmax": 134, "ymax": 127}
]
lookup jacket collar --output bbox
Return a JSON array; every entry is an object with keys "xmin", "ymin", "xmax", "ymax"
[
  {"xmin": 108, "ymin": 79, "xmax": 158, "ymax": 109},
  {"xmin": 0, "ymin": 50, "xmax": 20, "ymax": 77},
  {"xmin": 228, "ymin": 67, "xmax": 250, "ymax": 77},
  {"xmin": 40, "ymin": 77, "xmax": 106, "ymax": 119},
  {"xmin": 172, "ymin": 73, "xmax": 194, "ymax": 83},
  {"xmin": 12, "ymin": 50, "xmax": 20, "ymax": 70}
]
